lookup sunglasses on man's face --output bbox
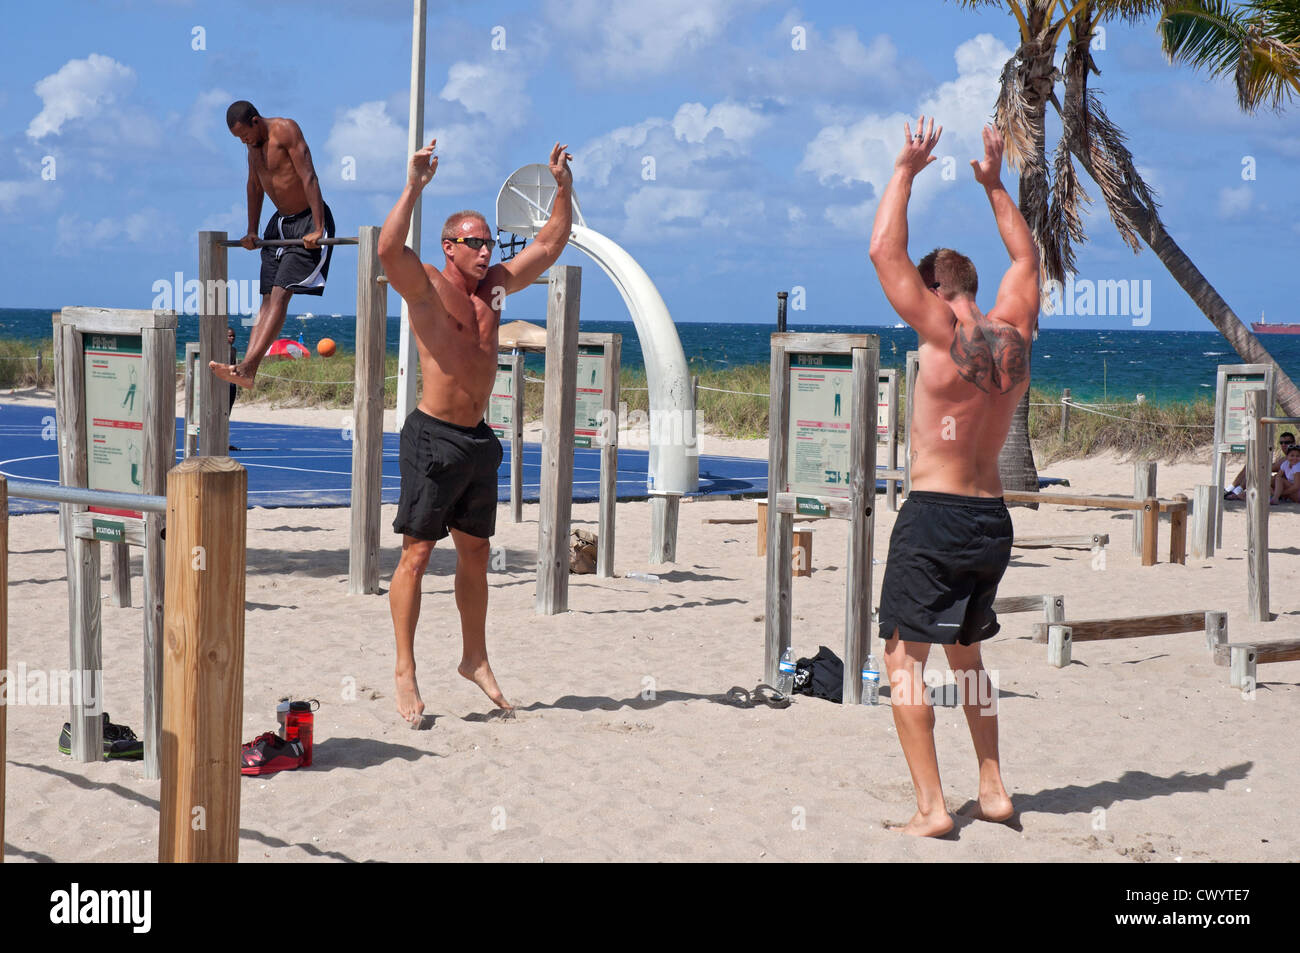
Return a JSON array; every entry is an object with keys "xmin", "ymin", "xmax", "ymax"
[{"xmin": 451, "ymin": 237, "xmax": 495, "ymax": 252}]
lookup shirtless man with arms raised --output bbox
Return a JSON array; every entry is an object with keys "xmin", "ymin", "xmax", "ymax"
[
  {"xmin": 211, "ymin": 101, "xmax": 335, "ymax": 389},
  {"xmin": 869, "ymin": 117, "xmax": 1039, "ymax": 837},
  {"xmin": 380, "ymin": 139, "xmax": 573, "ymax": 724}
]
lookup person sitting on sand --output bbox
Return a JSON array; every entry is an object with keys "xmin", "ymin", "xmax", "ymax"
[
  {"xmin": 210, "ymin": 101, "xmax": 335, "ymax": 391},
  {"xmin": 1226, "ymin": 432, "xmax": 1294, "ymax": 500},
  {"xmin": 380, "ymin": 138, "xmax": 574, "ymax": 725},
  {"xmin": 1270, "ymin": 443, "xmax": 1300, "ymax": 504},
  {"xmin": 868, "ymin": 117, "xmax": 1038, "ymax": 838}
]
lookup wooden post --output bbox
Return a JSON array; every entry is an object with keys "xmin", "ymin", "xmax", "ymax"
[
  {"xmin": 597, "ymin": 335, "xmax": 621, "ymax": 578},
  {"xmin": 1140, "ymin": 497, "xmax": 1159, "ymax": 567},
  {"xmin": 1046, "ymin": 595, "xmax": 1065, "ymax": 625},
  {"xmin": 765, "ymin": 349, "xmax": 792, "ymax": 685},
  {"xmin": 903, "ymin": 351, "xmax": 918, "ymax": 499},
  {"xmin": 1133, "ymin": 462, "xmax": 1157, "ymax": 556},
  {"xmin": 349, "ymin": 226, "xmax": 386, "ymax": 596},
  {"xmin": 141, "ymin": 322, "xmax": 175, "ymax": 779},
  {"xmin": 159, "ymin": 456, "xmax": 247, "ymax": 864},
  {"xmin": 58, "ymin": 321, "xmax": 101, "ymax": 763},
  {"xmin": 1191, "ymin": 484, "xmax": 1215, "ymax": 560},
  {"xmin": 1060, "ymin": 388, "xmax": 1071, "ymax": 440},
  {"xmin": 108, "ymin": 542, "xmax": 132, "ymax": 607},
  {"xmin": 649, "ymin": 492, "xmax": 681, "ymax": 563},
  {"xmin": 1047, "ymin": 624, "xmax": 1072, "ymax": 668},
  {"xmin": 1169, "ymin": 494, "xmax": 1188, "ymax": 565},
  {"xmin": 536, "ymin": 266, "xmax": 580, "ymax": 615},
  {"xmin": 183, "ymin": 342, "xmax": 201, "ymax": 459},
  {"xmin": 510, "ymin": 354, "xmax": 524, "ymax": 524},
  {"xmin": 1204, "ymin": 611, "xmax": 1227, "ymax": 654},
  {"xmin": 198, "ymin": 231, "xmax": 230, "ymax": 456},
  {"xmin": 1229, "ymin": 645, "xmax": 1255, "ymax": 691},
  {"xmin": 53, "ymin": 312, "xmax": 66, "ymax": 551},
  {"xmin": 1245, "ymin": 390, "xmax": 1269, "ymax": 622},
  {"xmin": 756, "ymin": 499, "xmax": 768, "ymax": 556},
  {"xmin": 792, "ymin": 529, "xmax": 813, "ymax": 576},
  {"xmin": 842, "ymin": 344, "xmax": 879, "ymax": 703},
  {"xmin": 1, "ymin": 476, "xmax": 7, "ymax": 861}
]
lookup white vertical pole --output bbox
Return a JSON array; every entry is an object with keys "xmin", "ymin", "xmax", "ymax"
[{"xmin": 394, "ymin": 0, "xmax": 426, "ymax": 431}]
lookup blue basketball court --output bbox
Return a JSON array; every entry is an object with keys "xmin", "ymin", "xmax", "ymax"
[{"xmin": 1, "ymin": 403, "xmax": 1064, "ymax": 516}]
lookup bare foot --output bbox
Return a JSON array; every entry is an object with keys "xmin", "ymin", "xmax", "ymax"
[
  {"xmin": 395, "ymin": 668, "xmax": 425, "ymax": 728},
  {"xmin": 209, "ymin": 361, "xmax": 256, "ymax": 389},
  {"xmin": 959, "ymin": 792, "xmax": 1015, "ymax": 824},
  {"xmin": 458, "ymin": 658, "xmax": 513, "ymax": 711},
  {"xmin": 884, "ymin": 810, "xmax": 954, "ymax": 838}
]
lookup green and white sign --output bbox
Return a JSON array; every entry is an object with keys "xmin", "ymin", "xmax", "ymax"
[
  {"xmin": 1225, "ymin": 372, "xmax": 1269, "ymax": 453},
  {"xmin": 487, "ymin": 362, "xmax": 515, "ymax": 437},
  {"xmin": 574, "ymin": 343, "xmax": 605, "ymax": 448},
  {"xmin": 786, "ymin": 352, "xmax": 853, "ymax": 498},
  {"xmin": 84, "ymin": 333, "xmax": 144, "ymax": 515}
]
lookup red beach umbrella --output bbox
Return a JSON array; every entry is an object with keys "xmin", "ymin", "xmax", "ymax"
[{"xmin": 264, "ymin": 339, "xmax": 311, "ymax": 361}]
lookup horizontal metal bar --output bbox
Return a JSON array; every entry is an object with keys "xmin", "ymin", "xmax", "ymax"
[
  {"xmin": 4, "ymin": 479, "xmax": 167, "ymax": 513},
  {"xmin": 218, "ymin": 237, "xmax": 359, "ymax": 248},
  {"xmin": 1259, "ymin": 417, "xmax": 1300, "ymax": 425}
]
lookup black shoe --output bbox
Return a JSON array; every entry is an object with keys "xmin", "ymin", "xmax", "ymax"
[{"xmin": 58, "ymin": 713, "xmax": 144, "ymax": 760}]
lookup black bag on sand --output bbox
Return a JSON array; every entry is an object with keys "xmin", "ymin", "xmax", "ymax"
[{"xmin": 793, "ymin": 646, "xmax": 844, "ymax": 704}]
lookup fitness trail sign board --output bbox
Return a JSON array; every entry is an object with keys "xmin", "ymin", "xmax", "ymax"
[
  {"xmin": 488, "ymin": 361, "xmax": 517, "ymax": 438},
  {"xmin": 787, "ymin": 352, "xmax": 853, "ymax": 505},
  {"xmin": 85, "ymin": 333, "xmax": 145, "ymax": 524}
]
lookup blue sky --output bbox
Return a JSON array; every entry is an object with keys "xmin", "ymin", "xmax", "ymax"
[{"xmin": 1, "ymin": 0, "xmax": 1296, "ymax": 331}]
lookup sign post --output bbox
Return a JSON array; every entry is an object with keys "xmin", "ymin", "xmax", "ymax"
[
  {"xmin": 765, "ymin": 333, "xmax": 879, "ymax": 703},
  {"xmin": 1213, "ymin": 364, "xmax": 1275, "ymax": 547}
]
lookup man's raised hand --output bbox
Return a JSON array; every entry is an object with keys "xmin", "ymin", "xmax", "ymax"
[
  {"xmin": 408, "ymin": 138, "xmax": 438, "ymax": 191},
  {"xmin": 549, "ymin": 142, "xmax": 573, "ymax": 190},
  {"xmin": 895, "ymin": 115, "xmax": 941, "ymax": 177},
  {"xmin": 970, "ymin": 124, "xmax": 1004, "ymax": 188}
]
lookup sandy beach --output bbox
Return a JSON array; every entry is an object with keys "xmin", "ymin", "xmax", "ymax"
[{"xmin": 2, "ymin": 394, "xmax": 1297, "ymax": 863}]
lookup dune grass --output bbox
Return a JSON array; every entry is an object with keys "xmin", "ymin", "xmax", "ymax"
[{"xmin": 0, "ymin": 338, "xmax": 54, "ymax": 389}]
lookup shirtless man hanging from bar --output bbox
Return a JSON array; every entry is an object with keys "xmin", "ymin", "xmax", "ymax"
[
  {"xmin": 381, "ymin": 139, "xmax": 573, "ymax": 723},
  {"xmin": 210, "ymin": 100, "xmax": 335, "ymax": 389},
  {"xmin": 869, "ymin": 117, "xmax": 1039, "ymax": 837}
]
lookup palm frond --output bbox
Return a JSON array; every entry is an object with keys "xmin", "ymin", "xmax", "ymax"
[{"xmin": 1082, "ymin": 90, "xmax": 1161, "ymax": 251}]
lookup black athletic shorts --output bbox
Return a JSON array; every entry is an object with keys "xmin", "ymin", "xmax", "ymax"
[
  {"xmin": 877, "ymin": 491, "xmax": 1013, "ymax": 646},
  {"xmin": 260, "ymin": 204, "xmax": 335, "ymax": 296},
  {"xmin": 393, "ymin": 410, "xmax": 503, "ymax": 541}
]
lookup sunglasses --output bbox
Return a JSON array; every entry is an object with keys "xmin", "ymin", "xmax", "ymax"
[{"xmin": 450, "ymin": 237, "xmax": 495, "ymax": 252}]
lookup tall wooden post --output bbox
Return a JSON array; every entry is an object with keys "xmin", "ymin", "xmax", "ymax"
[
  {"xmin": 198, "ymin": 231, "xmax": 231, "ymax": 456},
  {"xmin": 141, "ymin": 322, "xmax": 174, "ymax": 779},
  {"xmin": 842, "ymin": 345, "xmax": 879, "ymax": 703},
  {"xmin": 395, "ymin": 0, "xmax": 427, "ymax": 428},
  {"xmin": 1191, "ymin": 484, "xmax": 1215, "ymax": 560},
  {"xmin": 159, "ymin": 457, "xmax": 247, "ymax": 863},
  {"xmin": 350, "ymin": 226, "xmax": 386, "ymax": 595},
  {"xmin": 1133, "ymin": 462, "xmax": 1157, "ymax": 556},
  {"xmin": 509, "ymin": 354, "xmax": 524, "ymax": 523},
  {"xmin": 597, "ymin": 336, "xmax": 620, "ymax": 577},
  {"xmin": 536, "ymin": 266, "xmax": 581, "ymax": 615},
  {"xmin": 764, "ymin": 345, "xmax": 792, "ymax": 686},
  {"xmin": 1245, "ymin": 390, "xmax": 1269, "ymax": 622}
]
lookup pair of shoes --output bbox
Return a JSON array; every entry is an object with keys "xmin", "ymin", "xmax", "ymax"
[
  {"xmin": 241, "ymin": 732, "xmax": 304, "ymax": 776},
  {"xmin": 57, "ymin": 713, "xmax": 144, "ymax": 760},
  {"xmin": 722, "ymin": 684, "xmax": 791, "ymax": 710}
]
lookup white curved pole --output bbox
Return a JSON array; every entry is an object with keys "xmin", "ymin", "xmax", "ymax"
[{"xmin": 567, "ymin": 224, "xmax": 699, "ymax": 494}]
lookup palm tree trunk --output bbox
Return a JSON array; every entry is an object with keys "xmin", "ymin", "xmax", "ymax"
[{"xmin": 1066, "ymin": 141, "xmax": 1300, "ymax": 417}]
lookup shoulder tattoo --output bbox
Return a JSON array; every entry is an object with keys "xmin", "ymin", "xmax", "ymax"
[{"xmin": 949, "ymin": 317, "xmax": 1030, "ymax": 393}]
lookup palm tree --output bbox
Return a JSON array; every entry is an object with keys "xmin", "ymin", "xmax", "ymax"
[{"xmin": 952, "ymin": 0, "xmax": 1300, "ymax": 494}]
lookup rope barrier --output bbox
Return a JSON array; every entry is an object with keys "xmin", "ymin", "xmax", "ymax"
[{"xmin": 1062, "ymin": 399, "xmax": 1214, "ymax": 430}]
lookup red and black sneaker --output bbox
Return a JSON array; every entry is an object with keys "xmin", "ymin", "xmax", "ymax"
[{"xmin": 240, "ymin": 732, "xmax": 304, "ymax": 776}]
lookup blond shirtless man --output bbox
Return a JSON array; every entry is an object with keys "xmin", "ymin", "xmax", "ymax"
[
  {"xmin": 380, "ymin": 139, "xmax": 573, "ymax": 724},
  {"xmin": 211, "ymin": 101, "xmax": 333, "ymax": 389},
  {"xmin": 868, "ymin": 117, "xmax": 1040, "ymax": 837}
]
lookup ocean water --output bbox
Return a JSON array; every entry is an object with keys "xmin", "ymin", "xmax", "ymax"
[{"xmin": 4, "ymin": 307, "xmax": 1298, "ymax": 405}]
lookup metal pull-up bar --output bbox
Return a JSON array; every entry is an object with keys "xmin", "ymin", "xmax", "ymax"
[
  {"xmin": 6, "ymin": 479, "xmax": 167, "ymax": 513},
  {"xmin": 218, "ymin": 237, "xmax": 360, "ymax": 248}
]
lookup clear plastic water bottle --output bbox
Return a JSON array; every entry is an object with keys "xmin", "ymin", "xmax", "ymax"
[
  {"xmin": 776, "ymin": 646, "xmax": 796, "ymax": 696},
  {"xmin": 861, "ymin": 654, "xmax": 880, "ymax": 706},
  {"xmin": 625, "ymin": 571, "xmax": 660, "ymax": 584}
]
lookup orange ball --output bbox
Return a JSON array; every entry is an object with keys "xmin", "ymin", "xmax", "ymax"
[{"xmin": 316, "ymin": 338, "xmax": 337, "ymax": 357}]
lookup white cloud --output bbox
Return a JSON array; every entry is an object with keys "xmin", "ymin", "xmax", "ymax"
[
  {"xmin": 439, "ymin": 61, "xmax": 526, "ymax": 117},
  {"xmin": 28, "ymin": 54, "xmax": 136, "ymax": 140},
  {"xmin": 55, "ymin": 208, "xmax": 175, "ymax": 251},
  {"xmin": 0, "ymin": 180, "xmax": 45, "ymax": 214},
  {"xmin": 1217, "ymin": 184, "xmax": 1254, "ymax": 219},
  {"xmin": 323, "ymin": 100, "xmax": 409, "ymax": 189},
  {"xmin": 621, "ymin": 185, "xmax": 764, "ymax": 241},
  {"xmin": 799, "ymin": 34, "xmax": 1012, "ymax": 231},
  {"xmin": 546, "ymin": 0, "xmax": 773, "ymax": 80},
  {"xmin": 672, "ymin": 100, "xmax": 770, "ymax": 144},
  {"xmin": 187, "ymin": 88, "xmax": 234, "ymax": 149},
  {"xmin": 578, "ymin": 118, "xmax": 668, "ymax": 188}
]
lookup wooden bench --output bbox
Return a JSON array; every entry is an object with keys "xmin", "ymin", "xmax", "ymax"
[
  {"xmin": 1033, "ymin": 611, "xmax": 1227, "ymax": 667},
  {"xmin": 1214, "ymin": 638, "xmax": 1300, "ymax": 689},
  {"xmin": 1002, "ymin": 491, "xmax": 1188, "ymax": 566}
]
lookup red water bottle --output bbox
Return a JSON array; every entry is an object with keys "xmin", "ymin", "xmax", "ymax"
[{"xmin": 285, "ymin": 700, "xmax": 317, "ymax": 766}]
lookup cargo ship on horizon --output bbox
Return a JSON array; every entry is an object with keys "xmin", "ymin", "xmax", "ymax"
[{"xmin": 1251, "ymin": 311, "xmax": 1300, "ymax": 335}]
